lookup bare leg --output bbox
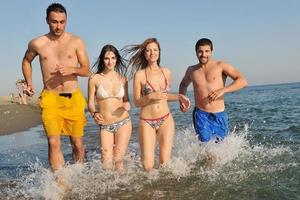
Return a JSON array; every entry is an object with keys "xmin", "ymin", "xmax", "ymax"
[
  {"xmin": 139, "ymin": 120, "xmax": 156, "ymax": 172},
  {"xmin": 113, "ymin": 121, "xmax": 132, "ymax": 171},
  {"xmin": 70, "ymin": 136, "xmax": 85, "ymax": 163},
  {"xmin": 157, "ymin": 114, "xmax": 175, "ymax": 165},
  {"xmin": 100, "ymin": 130, "xmax": 114, "ymax": 170},
  {"xmin": 48, "ymin": 135, "xmax": 65, "ymax": 171}
]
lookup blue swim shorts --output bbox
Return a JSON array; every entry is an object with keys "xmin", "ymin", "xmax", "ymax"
[{"xmin": 192, "ymin": 107, "xmax": 228, "ymax": 142}]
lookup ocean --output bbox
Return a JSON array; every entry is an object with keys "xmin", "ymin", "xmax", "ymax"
[{"xmin": 0, "ymin": 82, "xmax": 299, "ymax": 200}]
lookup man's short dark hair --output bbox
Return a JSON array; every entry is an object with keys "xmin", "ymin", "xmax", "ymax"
[
  {"xmin": 46, "ymin": 3, "xmax": 67, "ymax": 19},
  {"xmin": 195, "ymin": 38, "xmax": 213, "ymax": 51}
]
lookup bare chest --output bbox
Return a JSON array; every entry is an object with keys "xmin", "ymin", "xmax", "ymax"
[
  {"xmin": 38, "ymin": 42, "xmax": 77, "ymax": 63},
  {"xmin": 191, "ymin": 67, "xmax": 224, "ymax": 88}
]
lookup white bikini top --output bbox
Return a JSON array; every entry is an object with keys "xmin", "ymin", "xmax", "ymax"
[{"xmin": 96, "ymin": 84, "xmax": 125, "ymax": 99}]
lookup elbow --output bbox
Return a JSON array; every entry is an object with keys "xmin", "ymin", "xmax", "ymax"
[
  {"xmin": 84, "ymin": 69, "xmax": 92, "ymax": 77},
  {"xmin": 79, "ymin": 67, "xmax": 91, "ymax": 77}
]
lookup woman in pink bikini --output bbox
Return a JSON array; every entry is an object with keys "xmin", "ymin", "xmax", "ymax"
[
  {"xmin": 88, "ymin": 44, "xmax": 132, "ymax": 171},
  {"xmin": 124, "ymin": 38, "xmax": 190, "ymax": 172}
]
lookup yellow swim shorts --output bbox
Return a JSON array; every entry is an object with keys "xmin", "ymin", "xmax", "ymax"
[{"xmin": 40, "ymin": 89, "xmax": 87, "ymax": 137}]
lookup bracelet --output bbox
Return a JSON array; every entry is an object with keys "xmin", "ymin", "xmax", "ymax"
[{"xmin": 92, "ymin": 112, "xmax": 98, "ymax": 118}]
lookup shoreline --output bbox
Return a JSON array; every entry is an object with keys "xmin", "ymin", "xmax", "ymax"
[{"xmin": 0, "ymin": 96, "xmax": 42, "ymax": 136}]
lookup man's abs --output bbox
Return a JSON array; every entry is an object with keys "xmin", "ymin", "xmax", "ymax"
[
  {"xmin": 195, "ymin": 94, "xmax": 225, "ymax": 113},
  {"xmin": 42, "ymin": 75, "xmax": 79, "ymax": 93}
]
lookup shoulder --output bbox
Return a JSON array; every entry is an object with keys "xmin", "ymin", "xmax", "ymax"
[
  {"xmin": 216, "ymin": 60, "xmax": 230, "ymax": 67},
  {"xmin": 161, "ymin": 67, "xmax": 171, "ymax": 75},
  {"xmin": 133, "ymin": 69, "xmax": 145, "ymax": 84},
  {"xmin": 28, "ymin": 35, "xmax": 48, "ymax": 51},
  {"xmin": 68, "ymin": 33, "xmax": 85, "ymax": 44},
  {"xmin": 215, "ymin": 60, "xmax": 235, "ymax": 71},
  {"xmin": 134, "ymin": 69, "xmax": 144, "ymax": 78},
  {"xmin": 89, "ymin": 73, "xmax": 101, "ymax": 84},
  {"xmin": 186, "ymin": 64, "xmax": 198, "ymax": 73},
  {"xmin": 118, "ymin": 74, "xmax": 127, "ymax": 84}
]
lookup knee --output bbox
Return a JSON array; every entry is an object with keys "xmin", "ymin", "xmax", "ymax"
[
  {"xmin": 48, "ymin": 137, "xmax": 61, "ymax": 149},
  {"xmin": 101, "ymin": 148, "xmax": 112, "ymax": 160}
]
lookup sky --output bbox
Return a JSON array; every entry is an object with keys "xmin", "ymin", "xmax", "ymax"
[{"xmin": 0, "ymin": 0, "xmax": 299, "ymax": 97}]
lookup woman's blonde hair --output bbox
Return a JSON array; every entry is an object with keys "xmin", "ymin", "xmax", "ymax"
[{"xmin": 122, "ymin": 38, "xmax": 161, "ymax": 79}]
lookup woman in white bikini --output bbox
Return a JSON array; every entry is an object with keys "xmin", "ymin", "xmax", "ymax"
[
  {"xmin": 123, "ymin": 38, "xmax": 190, "ymax": 172},
  {"xmin": 88, "ymin": 44, "xmax": 131, "ymax": 171}
]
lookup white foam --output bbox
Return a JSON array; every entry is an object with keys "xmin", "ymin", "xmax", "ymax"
[{"xmin": 4, "ymin": 124, "xmax": 294, "ymax": 199}]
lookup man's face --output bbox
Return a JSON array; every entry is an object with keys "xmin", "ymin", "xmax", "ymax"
[
  {"xmin": 47, "ymin": 11, "xmax": 67, "ymax": 36},
  {"xmin": 196, "ymin": 45, "xmax": 212, "ymax": 65}
]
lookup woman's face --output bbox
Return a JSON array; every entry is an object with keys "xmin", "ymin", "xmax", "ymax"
[
  {"xmin": 103, "ymin": 51, "xmax": 117, "ymax": 70},
  {"xmin": 144, "ymin": 42, "xmax": 159, "ymax": 63}
]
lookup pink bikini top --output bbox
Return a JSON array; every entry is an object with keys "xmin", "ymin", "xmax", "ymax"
[{"xmin": 142, "ymin": 68, "xmax": 170, "ymax": 95}]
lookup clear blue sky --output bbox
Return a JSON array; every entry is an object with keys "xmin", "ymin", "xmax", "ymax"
[{"xmin": 1, "ymin": 0, "xmax": 299, "ymax": 96}]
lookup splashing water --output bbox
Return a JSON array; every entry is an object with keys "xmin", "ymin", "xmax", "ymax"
[{"xmin": 2, "ymin": 123, "xmax": 295, "ymax": 200}]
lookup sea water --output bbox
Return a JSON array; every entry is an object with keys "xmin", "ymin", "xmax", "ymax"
[{"xmin": 0, "ymin": 82, "xmax": 299, "ymax": 200}]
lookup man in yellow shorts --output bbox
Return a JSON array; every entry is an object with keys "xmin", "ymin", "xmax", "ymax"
[{"xmin": 21, "ymin": 3, "xmax": 90, "ymax": 172}]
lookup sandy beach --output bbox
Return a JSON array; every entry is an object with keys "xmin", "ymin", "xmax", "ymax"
[{"xmin": 0, "ymin": 96, "xmax": 41, "ymax": 135}]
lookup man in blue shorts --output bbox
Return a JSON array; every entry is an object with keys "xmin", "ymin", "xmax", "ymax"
[{"xmin": 179, "ymin": 38, "xmax": 247, "ymax": 143}]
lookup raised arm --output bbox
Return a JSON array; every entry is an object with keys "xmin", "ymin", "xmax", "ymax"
[
  {"xmin": 208, "ymin": 62, "xmax": 248, "ymax": 101},
  {"xmin": 22, "ymin": 40, "xmax": 38, "ymax": 96},
  {"xmin": 222, "ymin": 62, "xmax": 248, "ymax": 92}
]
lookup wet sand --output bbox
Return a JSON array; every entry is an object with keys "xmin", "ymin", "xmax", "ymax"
[{"xmin": 0, "ymin": 96, "xmax": 41, "ymax": 135}]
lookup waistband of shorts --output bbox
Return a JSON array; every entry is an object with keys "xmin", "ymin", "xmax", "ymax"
[
  {"xmin": 194, "ymin": 107, "xmax": 227, "ymax": 116},
  {"xmin": 41, "ymin": 89, "xmax": 83, "ymax": 96}
]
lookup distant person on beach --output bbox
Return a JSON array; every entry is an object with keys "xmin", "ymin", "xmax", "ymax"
[
  {"xmin": 16, "ymin": 79, "xmax": 28, "ymax": 105},
  {"xmin": 88, "ymin": 45, "xmax": 132, "ymax": 171},
  {"xmin": 123, "ymin": 38, "xmax": 190, "ymax": 172},
  {"xmin": 179, "ymin": 38, "xmax": 247, "ymax": 144},
  {"xmin": 21, "ymin": 3, "xmax": 90, "ymax": 172}
]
